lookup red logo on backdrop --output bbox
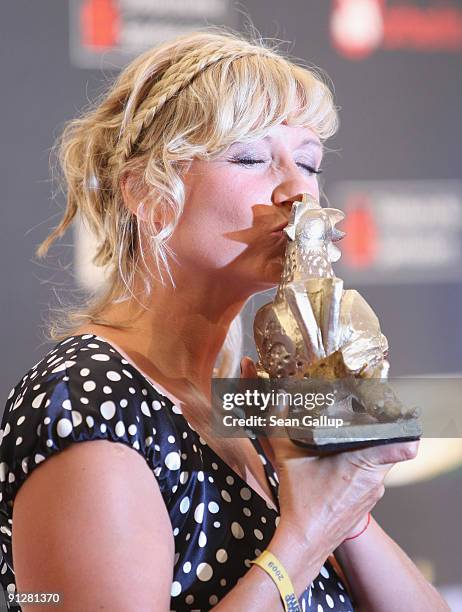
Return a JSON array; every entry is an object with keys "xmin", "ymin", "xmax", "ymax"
[
  {"xmin": 330, "ymin": 0, "xmax": 462, "ymax": 58},
  {"xmin": 331, "ymin": 0, "xmax": 385, "ymax": 60},
  {"xmin": 81, "ymin": 0, "xmax": 120, "ymax": 50},
  {"xmin": 342, "ymin": 194, "xmax": 378, "ymax": 268}
]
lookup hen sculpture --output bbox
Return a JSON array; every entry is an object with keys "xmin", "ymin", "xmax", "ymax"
[{"xmin": 253, "ymin": 194, "xmax": 421, "ymax": 449}]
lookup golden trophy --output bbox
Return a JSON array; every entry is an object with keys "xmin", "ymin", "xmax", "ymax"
[{"xmin": 253, "ymin": 194, "xmax": 421, "ymax": 452}]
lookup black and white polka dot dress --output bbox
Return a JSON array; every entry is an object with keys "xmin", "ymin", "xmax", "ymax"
[{"xmin": 0, "ymin": 334, "xmax": 355, "ymax": 611}]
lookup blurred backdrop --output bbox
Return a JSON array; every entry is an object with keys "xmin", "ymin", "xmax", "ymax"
[{"xmin": 1, "ymin": 0, "xmax": 461, "ymax": 608}]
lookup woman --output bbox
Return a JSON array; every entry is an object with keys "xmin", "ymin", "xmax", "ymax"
[{"xmin": 0, "ymin": 29, "xmax": 449, "ymax": 611}]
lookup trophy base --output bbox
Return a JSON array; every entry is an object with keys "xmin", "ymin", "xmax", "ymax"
[{"xmin": 287, "ymin": 418, "xmax": 422, "ymax": 454}]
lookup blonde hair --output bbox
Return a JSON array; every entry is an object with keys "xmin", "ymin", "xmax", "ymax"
[{"xmin": 36, "ymin": 28, "xmax": 339, "ymax": 376}]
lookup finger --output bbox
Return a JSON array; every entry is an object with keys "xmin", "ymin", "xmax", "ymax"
[
  {"xmin": 240, "ymin": 356, "xmax": 258, "ymax": 379},
  {"xmin": 358, "ymin": 439, "xmax": 420, "ymax": 466}
]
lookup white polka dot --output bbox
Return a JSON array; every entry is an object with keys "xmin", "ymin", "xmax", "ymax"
[
  {"xmin": 91, "ymin": 354, "xmax": 110, "ymax": 361},
  {"xmin": 194, "ymin": 502, "xmax": 205, "ymax": 523},
  {"xmin": 339, "ymin": 594, "xmax": 345, "ymax": 603},
  {"xmin": 115, "ymin": 421, "xmax": 125, "ymax": 437},
  {"xmin": 254, "ymin": 529, "xmax": 264, "ymax": 540},
  {"xmin": 318, "ymin": 580, "xmax": 324, "ymax": 590},
  {"xmin": 221, "ymin": 490, "xmax": 231, "ymax": 502},
  {"xmin": 80, "ymin": 368, "xmax": 90, "ymax": 376},
  {"xmin": 337, "ymin": 581, "xmax": 344, "ymax": 591},
  {"xmin": 240, "ymin": 487, "xmax": 252, "ymax": 500},
  {"xmin": 128, "ymin": 424, "xmax": 137, "ymax": 436},
  {"xmin": 46, "ymin": 439, "xmax": 53, "ymax": 447},
  {"xmin": 100, "ymin": 423, "xmax": 107, "ymax": 433},
  {"xmin": 167, "ymin": 435, "xmax": 175, "ymax": 443},
  {"xmin": 43, "ymin": 417, "xmax": 51, "ymax": 425},
  {"xmin": 120, "ymin": 399, "xmax": 128, "ymax": 408},
  {"xmin": 208, "ymin": 501, "xmax": 219, "ymax": 514},
  {"xmin": 179, "ymin": 497, "xmax": 190, "ymax": 514},
  {"xmin": 32, "ymin": 392, "xmax": 46, "ymax": 409},
  {"xmin": 62, "ymin": 399, "xmax": 72, "ymax": 410},
  {"xmin": 83, "ymin": 380, "xmax": 96, "ymax": 393},
  {"xmin": 106, "ymin": 371, "xmax": 121, "ymax": 381},
  {"xmin": 34, "ymin": 454, "xmax": 45, "ymax": 464},
  {"xmin": 80, "ymin": 397, "xmax": 89, "ymax": 404},
  {"xmin": 122, "ymin": 369, "xmax": 133, "ymax": 379},
  {"xmin": 179, "ymin": 471, "xmax": 189, "ymax": 484},
  {"xmin": 211, "ymin": 462, "xmax": 218, "ymax": 470},
  {"xmin": 209, "ymin": 595, "xmax": 218, "ymax": 605},
  {"xmin": 86, "ymin": 416, "xmax": 94, "ymax": 428},
  {"xmin": 198, "ymin": 531, "xmax": 207, "ymax": 547},
  {"xmin": 100, "ymin": 401, "xmax": 116, "ymax": 420},
  {"xmin": 152, "ymin": 400, "xmax": 161, "ymax": 411},
  {"xmin": 16, "ymin": 416, "xmax": 25, "ymax": 426},
  {"xmin": 140, "ymin": 401, "xmax": 151, "ymax": 417},
  {"xmin": 216, "ymin": 548, "xmax": 228, "ymax": 563},
  {"xmin": 213, "ymin": 521, "xmax": 220, "ymax": 528},
  {"xmin": 325, "ymin": 593, "xmax": 334, "ymax": 608},
  {"xmin": 185, "ymin": 594, "xmax": 194, "ymax": 604},
  {"xmin": 71, "ymin": 411, "xmax": 82, "ymax": 427},
  {"xmin": 317, "ymin": 604, "xmax": 324, "ymax": 612},
  {"xmin": 231, "ymin": 522, "xmax": 244, "ymax": 539},
  {"xmin": 196, "ymin": 562, "xmax": 213, "ymax": 582},
  {"xmin": 197, "ymin": 471, "xmax": 204, "ymax": 482},
  {"xmin": 243, "ymin": 507, "xmax": 252, "ymax": 517},
  {"xmin": 103, "ymin": 386, "xmax": 112, "ymax": 394},
  {"xmin": 226, "ymin": 475, "xmax": 235, "ymax": 485},
  {"xmin": 57, "ymin": 419, "xmax": 73, "ymax": 438},
  {"xmin": 320, "ymin": 565, "xmax": 330, "ymax": 579},
  {"xmin": 170, "ymin": 581, "xmax": 182, "ymax": 597},
  {"xmin": 183, "ymin": 561, "xmax": 191, "ymax": 573},
  {"xmin": 164, "ymin": 452, "xmax": 181, "ymax": 470}
]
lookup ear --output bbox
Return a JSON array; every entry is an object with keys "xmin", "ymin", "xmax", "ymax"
[{"xmin": 120, "ymin": 172, "xmax": 149, "ymax": 222}]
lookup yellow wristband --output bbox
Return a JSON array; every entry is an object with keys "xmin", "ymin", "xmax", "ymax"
[{"xmin": 250, "ymin": 550, "xmax": 301, "ymax": 612}]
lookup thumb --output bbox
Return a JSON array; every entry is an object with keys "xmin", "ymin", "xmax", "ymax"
[{"xmin": 240, "ymin": 356, "xmax": 258, "ymax": 379}]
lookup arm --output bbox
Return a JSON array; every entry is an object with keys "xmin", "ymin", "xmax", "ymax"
[
  {"xmin": 12, "ymin": 439, "xmax": 175, "ymax": 612},
  {"xmin": 212, "ymin": 519, "xmax": 332, "ymax": 611},
  {"xmin": 334, "ymin": 515, "xmax": 450, "ymax": 612}
]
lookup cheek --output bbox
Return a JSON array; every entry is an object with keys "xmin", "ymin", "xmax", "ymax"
[{"xmin": 172, "ymin": 170, "xmax": 258, "ymax": 266}]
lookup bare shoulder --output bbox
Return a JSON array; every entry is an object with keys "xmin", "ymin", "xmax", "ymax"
[{"xmin": 12, "ymin": 440, "xmax": 174, "ymax": 612}]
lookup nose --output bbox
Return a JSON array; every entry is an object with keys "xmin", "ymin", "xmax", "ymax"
[{"xmin": 271, "ymin": 168, "xmax": 319, "ymax": 212}]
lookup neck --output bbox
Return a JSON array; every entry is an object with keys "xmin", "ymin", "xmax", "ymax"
[{"xmin": 96, "ymin": 268, "xmax": 247, "ymax": 403}]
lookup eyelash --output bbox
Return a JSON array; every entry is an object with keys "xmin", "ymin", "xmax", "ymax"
[{"xmin": 231, "ymin": 157, "xmax": 323, "ymax": 176}]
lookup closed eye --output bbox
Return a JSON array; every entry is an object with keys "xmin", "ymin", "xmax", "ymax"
[{"xmin": 230, "ymin": 157, "xmax": 323, "ymax": 176}]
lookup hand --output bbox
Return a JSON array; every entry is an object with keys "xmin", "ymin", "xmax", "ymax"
[{"xmin": 240, "ymin": 356, "xmax": 420, "ymax": 552}]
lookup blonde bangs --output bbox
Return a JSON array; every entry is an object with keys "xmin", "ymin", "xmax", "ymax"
[{"xmin": 160, "ymin": 52, "xmax": 339, "ymax": 160}]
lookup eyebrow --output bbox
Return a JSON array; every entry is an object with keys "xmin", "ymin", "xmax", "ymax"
[{"xmin": 261, "ymin": 135, "xmax": 323, "ymax": 151}]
